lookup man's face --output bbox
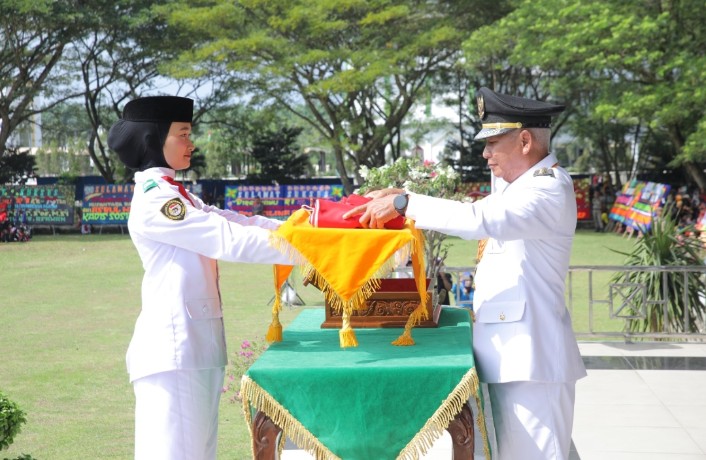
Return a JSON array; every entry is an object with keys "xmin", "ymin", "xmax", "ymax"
[
  {"xmin": 163, "ymin": 122, "xmax": 194, "ymax": 170},
  {"xmin": 482, "ymin": 129, "xmax": 525, "ymax": 183}
]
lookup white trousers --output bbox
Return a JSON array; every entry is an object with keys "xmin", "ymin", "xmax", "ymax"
[
  {"xmin": 133, "ymin": 368, "xmax": 225, "ymax": 460},
  {"xmin": 487, "ymin": 381, "xmax": 576, "ymax": 460}
]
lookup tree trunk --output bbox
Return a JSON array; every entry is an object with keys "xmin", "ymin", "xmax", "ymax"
[
  {"xmin": 332, "ymin": 145, "xmax": 354, "ymax": 194},
  {"xmin": 683, "ymin": 161, "xmax": 706, "ymax": 191}
]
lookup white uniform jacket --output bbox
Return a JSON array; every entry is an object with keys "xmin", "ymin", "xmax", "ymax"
[
  {"xmin": 406, "ymin": 154, "xmax": 587, "ymax": 384},
  {"xmin": 126, "ymin": 167, "xmax": 295, "ymax": 382}
]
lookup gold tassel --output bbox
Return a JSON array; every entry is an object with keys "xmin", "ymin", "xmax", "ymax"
[
  {"xmin": 267, "ymin": 265, "xmax": 292, "ymax": 343},
  {"xmin": 391, "ymin": 329, "xmax": 415, "ymax": 346},
  {"xmin": 339, "ymin": 310, "xmax": 358, "ymax": 348},
  {"xmin": 266, "ymin": 313, "xmax": 283, "ymax": 343},
  {"xmin": 393, "ymin": 224, "xmax": 427, "ymax": 346}
]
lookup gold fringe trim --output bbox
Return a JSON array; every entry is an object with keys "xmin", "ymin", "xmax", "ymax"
[
  {"xmin": 393, "ymin": 224, "xmax": 428, "ymax": 346},
  {"xmin": 271, "ymin": 227, "xmax": 420, "ymax": 349},
  {"xmin": 301, "ymin": 242, "xmax": 409, "ymax": 316},
  {"xmin": 476, "ymin": 238, "xmax": 488, "ymax": 264},
  {"xmin": 269, "ymin": 232, "xmax": 310, "ymax": 267},
  {"xmin": 241, "ymin": 369, "xmax": 490, "ymax": 460},
  {"xmin": 396, "ymin": 367, "xmax": 491, "ymax": 460},
  {"xmin": 241, "ymin": 375, "xmax": 341, "ymax": 460}
]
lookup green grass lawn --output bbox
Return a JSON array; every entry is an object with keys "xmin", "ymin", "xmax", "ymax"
[{"xmin": 0, "ymin": 228, "xmax": 636, "ymax": 459}]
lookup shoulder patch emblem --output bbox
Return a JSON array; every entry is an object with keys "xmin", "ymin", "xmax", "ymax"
[
  {"xmin": 143, "ymin": 179, "xmax": 159, "ymax": 193},
  {"xmin": 160, "ymin": 198, "xmax": 186, "ymax": 221},
  {"xmin": 533, "ymin": 167, "xmax": 555, "ymax": 178}
]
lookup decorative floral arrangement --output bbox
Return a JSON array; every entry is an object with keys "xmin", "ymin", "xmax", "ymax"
[
  {"xmin": 357, "ymin": 157, "xmax": 460, "ymax": 199},
  {"xmin": 223, "ymin": 338, "xmax": 269, "ymax": 404},
  {"xmin": 356, "ymin": 157, "xmax": 462, "ymax": 280}
]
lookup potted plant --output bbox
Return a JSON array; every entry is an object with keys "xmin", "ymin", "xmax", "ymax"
[
  {"xmin": 356, "ymin": 157, "xmax": 463, "ymax": 306},
  {"xmin": 610, "ymin": 207, "xmax": 706, "ymax": 336},
  {"xmin": 357, "ymin": 157, "xmax": 462, "ymax": 276}
]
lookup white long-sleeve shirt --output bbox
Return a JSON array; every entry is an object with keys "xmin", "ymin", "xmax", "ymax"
[
  {"xmin": 406, "ymin": 154, "xmax": 586, "ymax": 384},
  {"xmin": 125, "ymin": 167, "xmax": 294, "ymax": 382}
]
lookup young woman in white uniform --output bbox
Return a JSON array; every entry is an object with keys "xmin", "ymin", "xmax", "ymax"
[{"xmin": 108, "ymin": 96, "xmax": 297, "ymax": 460}]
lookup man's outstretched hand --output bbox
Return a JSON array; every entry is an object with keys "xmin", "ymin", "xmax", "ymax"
[{"xmin": 342, "ymin": 188, "xmax": 404, "ymax": 229}]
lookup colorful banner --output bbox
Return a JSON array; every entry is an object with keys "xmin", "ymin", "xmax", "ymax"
[
  {"xmin": 224, "ymin": 184, "xmax": 344, "ymax": 220},
  {"xmin": 82, "ymin": 184, "xmax": 135, "ymax": 225},
  {"xmin": 609, "ymin": 180, "xmax": 671, "ymax": 231},
  {"xmin": 0, "ymin": 185, "xmax": 75, "ymax": 225},
  {"xmin": 82, "ymin": 183, "xmax": 202, "ymax": 225}
]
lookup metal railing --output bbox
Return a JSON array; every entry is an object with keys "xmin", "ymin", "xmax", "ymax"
[{"xmin": 413, "ymin": 265, "xmax": 706, "ymax": 342}]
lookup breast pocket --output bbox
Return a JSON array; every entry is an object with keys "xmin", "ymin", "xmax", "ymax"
[
  {"xmin": 477, "ymin": 301, "xmax": 525, "ymax": 324},
  {"xmin": 185, "ymin": 298, "xmax": 223, "ymax": 320}
]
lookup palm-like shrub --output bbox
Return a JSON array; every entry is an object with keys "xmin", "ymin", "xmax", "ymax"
[{"xmin": 610, "ymin": 209, "xmax": 706, "ymax": 336}]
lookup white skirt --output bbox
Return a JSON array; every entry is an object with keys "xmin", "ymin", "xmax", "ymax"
[{"xmin": 133, "ymin": 368, "xmax": 225, "ymax": 460}]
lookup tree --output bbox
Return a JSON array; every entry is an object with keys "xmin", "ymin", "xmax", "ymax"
[
  {"xmin": 0, "ymin": 148, "xmax": 36, "ymax": 185},
  {"xmin": 64, "ymin": 0, "xmax": 164, "ymax": 183},
  {"xmin": 183, "ymin": 148, "xmax": 207, "ymax": 181},
  {"xmin": 65, "ymin": 0, "xmax": 236, "ymax": 183},
  {"xmin": 197, "ymin": 103, "xmax": 283, "ymax": 179},
  {"xmin": 466, "ymin": 0, "xmax": 706, "ymax": 189},
  {"xmin": 440, "ymin": 130, "xmax": 488, "ymax": 183},
  {"xmin": 0, "ymin": 0, "xmax": 84, "ymax": 171},
  {"xmin": 247, "ymin": 126, "xmax": 310, "ymax": 184},
  {"xmin": 166, "ymin": 0, "xmax": 502, "ymax": 193}
]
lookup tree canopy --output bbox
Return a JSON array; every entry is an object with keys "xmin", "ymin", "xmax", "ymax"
[
  {"xmin": 463, "ymin": 0, "xmax": 706, "ymax": 188},
  {"xmin": 0, "ymin": 0, "xmax": 82, "ymax": 156},
  {"xmin": 165, "ymin": 0, "xmax": 504, "ymax": 192},
  {"xmin": 2, "ymin": 0, "xmax": 705, "ymax": 193}
]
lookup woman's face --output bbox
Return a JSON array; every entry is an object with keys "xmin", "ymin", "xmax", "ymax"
[{"xmin": 163, "ymin": 122, "xmax": 194, "ymax": 170}]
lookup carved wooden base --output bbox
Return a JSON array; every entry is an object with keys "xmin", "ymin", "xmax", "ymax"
[
  {"xmin": 251, "ymin": 402, "xmax": 474, "ymax": 460},
  {"xmin": 320, "ymin": 278, "xmax": 442, "ymax": 329}
]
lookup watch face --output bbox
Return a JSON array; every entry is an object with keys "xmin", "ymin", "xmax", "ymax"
[{"xmin": 394, "ymin": 194, "xmax": 408, "ymax": 212}]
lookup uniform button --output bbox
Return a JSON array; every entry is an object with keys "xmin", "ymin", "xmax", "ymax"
[
  {"xmin": 202, "ymin": 305, "xmax": 208, "ymax": 313},
  {"xmin": 499, "ymin": 313, "xmax": 506, "ymax": 321}
]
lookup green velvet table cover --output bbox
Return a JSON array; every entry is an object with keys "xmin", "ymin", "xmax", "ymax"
[{"xmin": 241, "ymin": 307, "xmax": 489, "ymax": 460}]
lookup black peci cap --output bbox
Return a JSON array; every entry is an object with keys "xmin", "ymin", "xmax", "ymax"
[
  {"xmin": 474, "ymin": 87, "xmax": 565, "ymax": 140},
  {"xmin": 122, "ymin": 96, "xmax": 193, "ymax": 123}
]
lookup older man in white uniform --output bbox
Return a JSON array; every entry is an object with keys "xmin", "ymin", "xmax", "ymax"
[
  {"xmin": 345, "ymin": 87, "xmax": 587, "ymax": 460},
  {"xmin": 108, "ymin": 96, "xmax": 297, "ymax": 460}
]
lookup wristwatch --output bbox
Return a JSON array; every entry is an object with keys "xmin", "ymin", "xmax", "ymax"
[{"xmin": 393, "ymin": 193, "xmax": 409, "ymax": 216}]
